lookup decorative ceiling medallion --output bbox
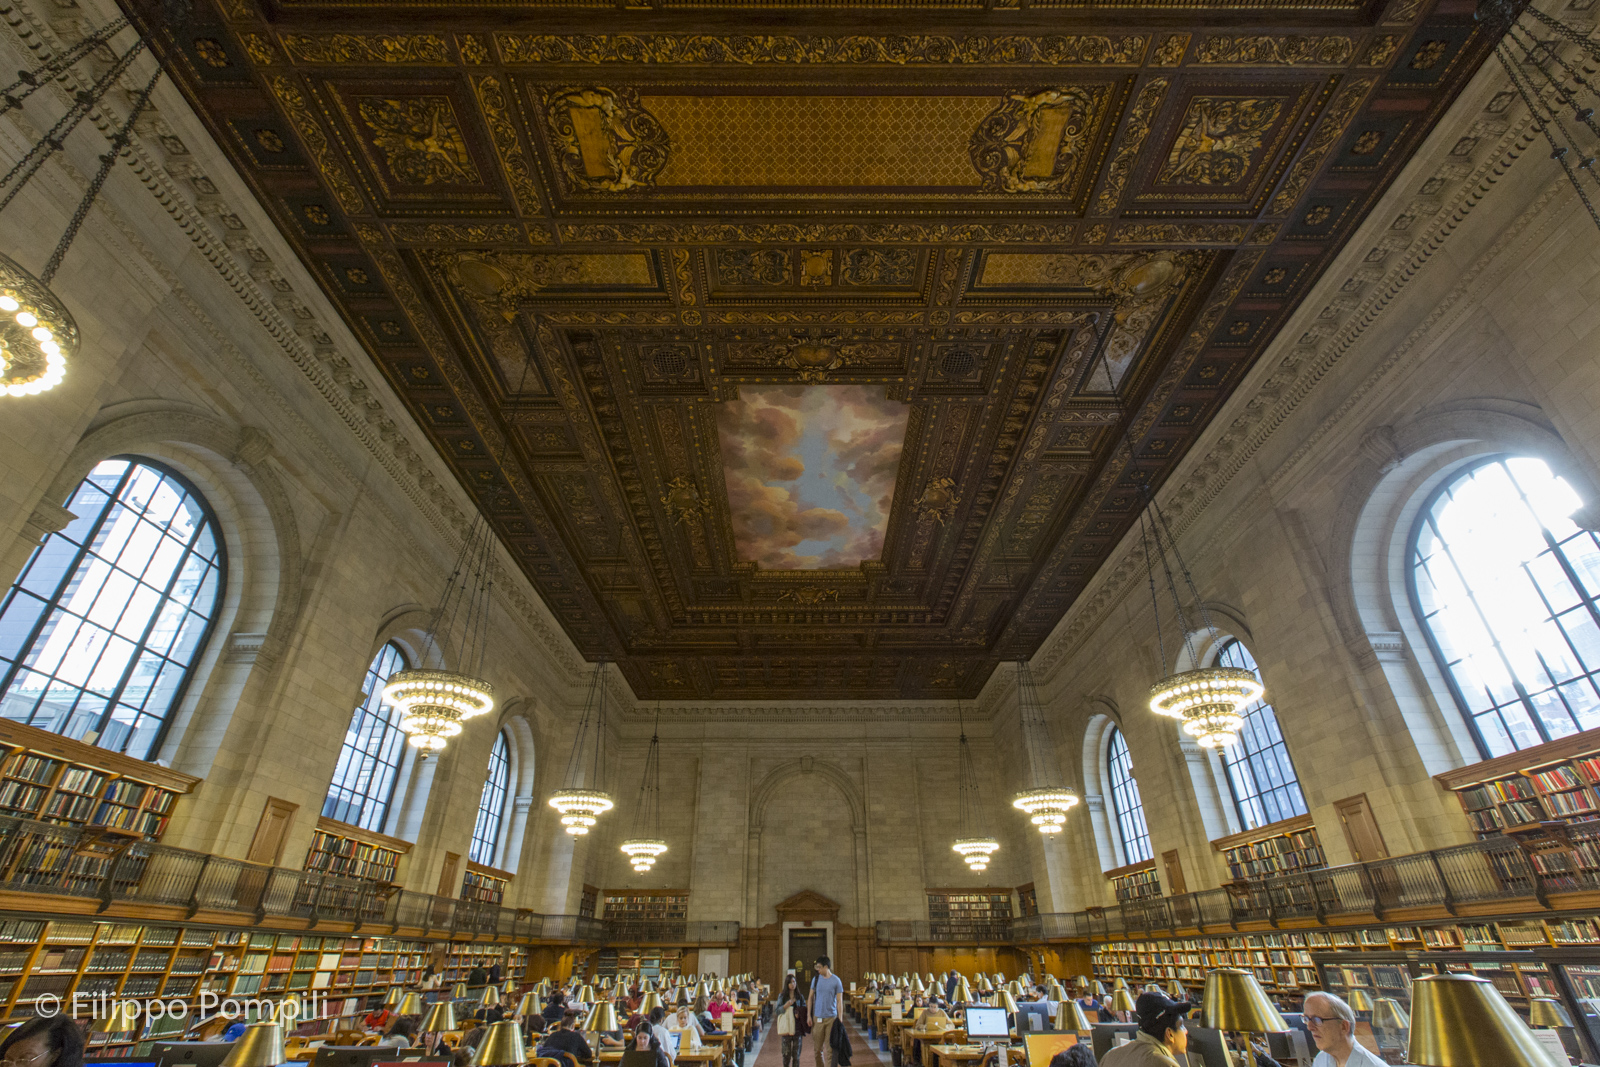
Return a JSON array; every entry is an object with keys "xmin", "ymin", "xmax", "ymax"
[
  {"xmin": 742, "ymin": 335, "xmax": 899, "ymax": 382},
  {"xmin": 542, "ymin": 86, "xmax": 668, "ymax": 193},
  {"xmin": 660, "ymin": 475, "xmax": 711, "ymax": 526},
  {"xmin": 1157, "ymin": 97, "xmax": 1284, "ymax": 186},
  {"xmin": 778, "ymin": 587, "xmax": 840, "ymax": 606},
  {"xmin": 915, "ymin": 477, "xmax": 959, "ymax": 526},
  {"xmin": 970, "ymin": 86, "xmax": 1105, "ymax": 193},
  {"xmin": 357, "ymin": 97, "xmax": 480, "ymax": 186}
]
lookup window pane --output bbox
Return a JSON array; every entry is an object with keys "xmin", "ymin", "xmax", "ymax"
[
  {"xmin": 469, "ymin": 734, "xmax": 511, "ymax": 867},
  {"xmin": 1215, "ymin": 640, "xmax": 1309, "ymax": 831},
  {"xmin": 322, "ymin": 643, "xmax": 411, "ymax": 833},
  {"xmin": 1410, "ymin": 456, "xmax": 1600, "ymax": 757},
  {"xmin": 1106, "ymin": 727, "xmax": 1152, "ymax": 866},
  {"xmin": 0, "ymin": 459, "xmax": 223, "ymax": 761}
]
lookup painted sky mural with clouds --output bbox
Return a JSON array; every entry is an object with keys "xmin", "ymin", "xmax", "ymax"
[{"xmin": 715, "ymin": 385, "xmax": 908, "ymax": 569}]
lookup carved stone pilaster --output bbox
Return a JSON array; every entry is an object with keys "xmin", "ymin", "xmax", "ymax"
[{"xmin": 23, "ymin": 499, "xmax": 76, "ymax": 544}]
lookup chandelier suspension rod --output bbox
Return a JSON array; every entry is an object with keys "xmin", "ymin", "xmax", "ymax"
[
  {"xmin": 0, "ymin": 39, "xmax": 144, "ymax": 214},
  {"xmin": 1141, "ymin": 510, "xmax": 1168, "ymax": 676},
  {"xmin": 0, "ymin": 17, "xmax": 130, "ymax": 118},
  {"xmin": 1496, "ymin": 44, "xmax": 1600, "ymax": 229},
  {"xmin": 561, "ymin": 661, "xmax": 605, "ymax": 790}
]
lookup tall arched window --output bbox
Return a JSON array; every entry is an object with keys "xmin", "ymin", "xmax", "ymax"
[
  {"xmin": 323, "ymin": 642, "xmax": 410, "ymax": 832},
  {"xmin": 1106, "ymin": 726, "xmax": 1152, "ymax": 865},
  {"xmin": 1215, "ymin": 640, "xmax": 1308, "ymax": 830},
  {"xmin": 470, "ymin": 731, "xmax": 510, "ymax": 867},
  {"xmin": 1410, "ymin": 455, "xmax": 1600, "ymax": 758},
  {"xmin": 0, "ymin": 458, "xmax": 224, "ymax": 759}
]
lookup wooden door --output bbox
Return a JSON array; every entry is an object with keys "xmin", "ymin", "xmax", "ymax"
[
  {"xmin": 437, "ymin": 851, "xmax": 461, "ymax": 895},
  {"xmin": 1334, "ymin": 794, "xmax": 1390, "ymax": 861},
  {"xmin": 1161, "ymin": 849, "xmax": 1187, "ymax": 895},
  {"xmin": 246, "ymin": 797, "xmax": 298, "ymax": 866}
]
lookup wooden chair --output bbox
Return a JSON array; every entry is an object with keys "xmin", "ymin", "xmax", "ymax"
[
  {"xmin": 332, "ymin": 1030, "xmax": 367, "ymax": 1046},
  {"xmin": 939, "ymin": 1030, "xmax": 966, "ymax": 1046},
  {"xmin": 528, "ymin": 1058, "xmax": 565, "ymax": 1067}
]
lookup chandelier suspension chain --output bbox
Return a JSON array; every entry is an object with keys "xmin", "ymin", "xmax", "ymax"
[
  {"xmin": 1522, "ymin": 5, "xmax": 1600, "ymax": 67},
  {"xmin": 1496, "ymin": 44, "xmax": 1600, "ymax": 229},
  {"xmin": 0, "ymin": 18, "xmax": 130, "ymax": 118},
  {"xmin": 1141, "ymin": 510, "xmax": 1168, "ymax": 676},
  {"xmin": 0, "ymin": 39, "xmax": 145, "ymax": 214},
  {"xmin": 1505, "ymin": 22, "xmax": 1600, "ymax": 144}
]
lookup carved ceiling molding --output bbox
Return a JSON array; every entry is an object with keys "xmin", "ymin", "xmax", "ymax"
[
  {"xmin": 0, "ymin": 0, "xmax": 592, "ymax": 687},
  {"xmin": 1029, "ymin": 70, "xmax": 1545, "ymax": 685}
]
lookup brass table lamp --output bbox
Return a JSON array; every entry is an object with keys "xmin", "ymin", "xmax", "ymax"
[
  {"xmin": 515, "ymin": 993, "xmax": 540, "ymax": 1018},
  {"xmin": 583, "ymin": 1003, "xmax": 620, "ymax": 1033},
  {"xmin": 1056, "ymin": 1002, "xmax": 1093, "ymax": 1034},
  {"xmin": 479, "ymin": 986, "xmax": 501, "ymax": 1008},
  {"xmin": 219, "ymin": 1023, "xmax": 285, "ymax": 1067},
  {"xmin": 1110, "ymin": 989, "xmax": 1136, "ymax": 1014},
  {"xmin": 470, "ymin": 1021, "xmax": 529, "ymax": 1067},
  {"xmin": 1408, "ymin": 974, "xmax": 1564, "ymax": 1067},
  {"xmin": 1346, "ymin": 989, "xmax": 1373, "ymax": 1013},
  {"xmin": 384, "ymin": 987, "xmax": 404, "ymax": 1007},
  {"xmin": 397, "ymin": 993, "xmax": 425, "ymax": 1016},
  {"xmin": 953, "ymin": 977, "xmax": 974, "ymax": 1005},
  {"xmin": 453, "ymin": 983, "xmax": 469, "ymax": 1000},
  {"xmin": 1529, "ymin": 998, "xmax": 1574, "ymax": 1029},
  {"xmin": 1199, "ymin": 970, "xmax": 1285, "ymax": 1033}
]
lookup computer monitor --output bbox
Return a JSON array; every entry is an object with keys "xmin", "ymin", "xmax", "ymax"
[
  {"xmin": 965, "ymin": 1007, "xmax": 1009, "ymax": 1040},
  {"xmin": 87, "ymin": 1061, "xmax": 156, "ymax": 1067},
  {"xmin": 1181, "ymin": 1027, "xmax": 1230, "ymax": 1067},
  {"xmin": 151, "ymin": 1042, "xmax": 237, "ymax": 1067},
  {"xmin": 1089, "ymin": 1023, "xmax": 1140, "ymax": 1060},
  {"xmin": 663, "ymin": 1031, "xmax": 681, "ymax": 1058},
  {"xmin": 313, "ymin": 1046, "xmax": 405, "ymax": 1067}
]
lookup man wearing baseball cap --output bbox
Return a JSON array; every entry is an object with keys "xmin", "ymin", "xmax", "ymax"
[{"xmin": 1099, "ymin": 990, "xmax": 1192, "ymax": 1066}]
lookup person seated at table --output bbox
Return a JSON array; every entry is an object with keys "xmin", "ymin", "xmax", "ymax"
[
  {"xmin": 537, "ymin": 1010, "xmax": 595, "ymax": 1067},
  {"xmin": 628, "ymin": 1022, "xmax": 671, "ymax": 1067},
  {"xmin": 692, "ymin": 996, "xmax": 721, "ymax": 1035},
  {"xmin": 461, "ymin": 1026, "xmax": 488, "ymax": 1055},
  {"xmin": 365, "ymin": 1005, "xmax": 397, "ymax": 1032},
  {"xmin": 648, "ymin": 1007, "xmax": 677, "ymax": 1066},
  {"xmin": 671, "ymin": 1006, "xmax": 705, "ymax": 1049},
  {"xmin": 450, "ymin": 1049, "xmax": 474, "ymax": 1067},
  {"xmin": 708, "ymin": 990, "xmax": 733, "ymax": 1018},
  {"xmin": 378, "ymin": 1019, "xmax": 418, "ymax": 1049},
  {"xmin": 1047, "ymin": 1047, "xmax": 1096, "ymax": 1067},
  {"xmin": 914, "ymin": 1003, "xmax": 949, "ymax": 1030}
]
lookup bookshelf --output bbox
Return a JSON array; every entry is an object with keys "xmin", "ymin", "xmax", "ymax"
[
  {"xmin": 462, "ymin": 862, "xmax": 510, "ymax": 906},
  {"xmin": 1105, "ymin": 860, "xmax": 1161, "ymax": 903},
  {"xmin": 1436, "ymin": 727, "xmax": 1600, "ymax": 836},
  {"xmin": 303, "ymin": 817, "xmax": 408, "ymax": 884},
  {"xmin": 595, "ymin": 947, "xmax": 682, "ymax": 981},
  {"xmin": 579, "ymin": 884, "xmax": 599, "ymax": 919},
  {"xmin": 1017, "ymin": 883, "xmax": 1038, "ymax": 918},
  {"xmin": 602, "ymin": 890, "xmax": 689, "ymax": 923},
  {"xmin": 443, "ymin": 944, "xmax": 526, "ymax": 986},
  {"xmin": 0, "ymin": 719, "xmax": 198, "ymax": 841},
  {"xmin": 927, "ymin": 888, "xmax": 1012, "ymax": 937},
  {"xmin": 0, "ymin": 918, "xmax": 433, "ymax": 1045},
  {"xmin": 1212, "ymin": 815, "xmax": 1325, "ymax": 880}
]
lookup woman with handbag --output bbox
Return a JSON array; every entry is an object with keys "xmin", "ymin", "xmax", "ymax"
[{"xmin": 776, "ymin": 972, "xmax": 808, "ymax": 1067}]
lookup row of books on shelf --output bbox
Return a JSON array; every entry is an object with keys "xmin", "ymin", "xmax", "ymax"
[{"xmin": 304, "ymin": 831, "xmax": 401, "ymax": 883}]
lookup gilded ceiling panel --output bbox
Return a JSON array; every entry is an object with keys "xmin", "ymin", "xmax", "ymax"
[{"xmin": 125, "ymin": 0, "xmax": 1504, "ymax": 697}]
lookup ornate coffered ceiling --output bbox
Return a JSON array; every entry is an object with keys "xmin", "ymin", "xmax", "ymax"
[{"xmin": 124, "ymin": 0, "xmax": 1503, "ymax": 699}]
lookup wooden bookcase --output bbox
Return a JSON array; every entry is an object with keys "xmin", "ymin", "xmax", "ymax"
[
  {"xmin": 1106, "ymin": 860, "xmax": 1161, "ymax": 903},
  {"xmin": 1435, "ymin": 727, "xmax": 1600, "ymax": 836},
  {"xmin": 0, "ymin": 918, "xmax": 433, "ymax": 1044},
  {"xmin": 303, "ymin": 817, "xmax": 408, "ymax": 884},
  {"xmin": 1016, "ymin": 883, "xmax": 1039, "ymax": 918},
  {"xmin": 1212, "ymin": 815, "xmax": 1326, "ymax": 880},
  {"xmin": 927, "ymin": 888, "xmax": 1013, "ymax": 937},
  {"xmin": 462, "ymin": 862, "xmax": 510, "ymax": 906},
  {"xmin": 602, "ymin": 889, "xmax": 689, "ymax": 923},
  {"xmin": 595, "ymin": 947, "xmax": 682, "ymax": 981},
  {"xmin": 443, "ymin": 944, "xmax": 526, "ymax": 986},
  {"xmin": 0, "ymin": 719, "xmax": 198, "ymax": 840},
  {"xmin": 579, "ymin": 884, "xmax": 598, "ymax": 919}
]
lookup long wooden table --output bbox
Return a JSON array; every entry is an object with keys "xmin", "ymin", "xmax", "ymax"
[{"xmin": 926, "ymin": 1045, "xmax": 1026, "ymax": 1067}]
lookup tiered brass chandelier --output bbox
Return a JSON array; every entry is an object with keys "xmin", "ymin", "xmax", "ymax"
[
  {"xmin": 1140, "ymin": 502, "xmax": 1261, "ymax": 748},
  {"xmin": 1009, "ymin": 660, "xmax": 1080, "ymax": 834},
  {"xmin": 548, "ymin": 658, "xmax": 615, "ymax": 834},
  {"xmin": 619, "ymin": 706, "xmax": 667, "ymax": 872},
  {"xmin": 950, "ymin": 700, "xmax": 999, "ymax": 872},
  {"xmin": 0, "ymin": 21, "xmax": 154, "ymax": 398},
  {"xmin": 382, "ymin": 509, "xmax": 497, "ymax": 753}
]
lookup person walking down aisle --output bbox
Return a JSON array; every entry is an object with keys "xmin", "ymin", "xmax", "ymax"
[
  {"xmin": 776, "ymin": 972, "xmax": 808, "ymax": 1067},
  {"xmin": 807, "ymin": 957, "xmax": 844, "ymax": 1067}
]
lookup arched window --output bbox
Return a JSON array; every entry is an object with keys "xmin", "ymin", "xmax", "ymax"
[
  {"xmin": 1215, "ymin": 640, "xmax": 1308, "ymax": 830},
  {"xmin": 323, "ymin": 642, "xmax": 410, "ymax": 832},
  {"xmin": 1410, "ymin": 456, "xmax": 1600, "ymax": 758},
  {"xmin": 0, "ymin": 458, "xmax": 224, "ymax": 759},
  {"xmin": 470, "ymin": 731, "xmax": 510, "ymax": 867},
  {"xmin": 1106, "ymin": 726, "xmax": 1152, "ymax": 865}
]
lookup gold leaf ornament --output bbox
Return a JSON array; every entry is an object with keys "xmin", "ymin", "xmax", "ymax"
[
  {"xmin": 544, "ymin": 87, "xmax": 669, "ymax": 193},
  {"xmin": 660, "ymin": 476, "xmax": 712, "ymax": 526},
  {"xmin": 916, "ymin": 478, "xmax": 959, "ymax": 525},
  {"xmin": 358, "ymin": 97, "xmax": 480, "ymax": 185},
  {"xmin": 971, "ymin": 86, "xmax": 1104, "ymax": 193}
]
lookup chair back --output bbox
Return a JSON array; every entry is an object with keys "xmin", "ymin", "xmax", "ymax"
[{"xmin": 940, "ymin": 1030, "xmax": 966, "ymax": 1045}]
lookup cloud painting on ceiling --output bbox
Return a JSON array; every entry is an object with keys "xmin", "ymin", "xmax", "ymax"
[{"xmin": 715, "ymin": 385, "xmax": 908, "ymax": 569}]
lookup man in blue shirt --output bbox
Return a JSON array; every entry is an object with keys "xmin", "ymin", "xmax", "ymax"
[{"xmin": 807, "ymin": 957, "xmax": 845, "ymax": 1067}]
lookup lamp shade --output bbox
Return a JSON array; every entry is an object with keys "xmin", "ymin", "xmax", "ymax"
[
  {"xmin": 1373, "ymin": 998, "xmax": 1411, "ymax": 1031},
  {"xmin": 1167, "ymin": 981, "xmax": 1185, "ymax": 1000},
  {"xmin": 1057, "ymin": 1002, "xmax": 1093, "ymax": 1033},
  {"xmin": 397, "ymin": 992, "xmax": 425, "ymax": 1016},
  {"xmin": 89, "ymin": 1000, "xmax": 141, "ymax": 1034},
  {"xmin": 583, "ymin": 1003, "xmax": 620, "ymax": 1032},
  {"xmin": 1529, "ymin": 997, "xmax": 1574, "ymax": 1029},
  {"xmin": 277, "ymin": 995, "xmax": 302, "ymax": 1021},
  {"xmin": 384, "ymin": 987, "xmax": 405, "ymax": 1007},
  {"xmin": 1409, "ymin": 974, "xmax": 1564, "ymax": 1067},
  {"xmin": 219, "ymin": 1023, "xmax": 285, "ymax": 1067},
  {"xmin": 953, "ymin": 978, "xmax": 973, "ymax": 1004},
  {"xmin": 420, "ymin": 1002, "xmax": 459, "ymax": 1033},
  {"xmin": 516, "ymin": 993, "xmax": 541, "ymax": 1017},
  {"xmin": 976, "ymin": 976, "xmax": 994, "ymax": 994},
  {"xmin": 999, "ymin": 991, "xmax": 1020, "ymax": 1015},
  {"xmin": 1110, "ymin": 989, "xmax": 1136, "ymax": 1013},
  {"xmin": 640, "ymin": 992, "xmax": 663, "ymax": 1014},
  {"xmin": 1347, "ymin": 989, "xmax": 1373, "ymax": 1012},
  {"xmin": 1199, "ymin": 969, "xmax": 1286, "ymax": 1033},
  {"xmin": 453, "ymin": 983, "xmax": 469, "ymax": 999},
  {"xmin": 479, "ymin": 986, "xmax": 501, "ymax": 1007},
  {"xmin": 469, "ymin": 1021, "xmax": 529, "ymax": 1067},
  {"xmin": 577, "ymin": 985, "xmax": 597, "ymax": 1003}
]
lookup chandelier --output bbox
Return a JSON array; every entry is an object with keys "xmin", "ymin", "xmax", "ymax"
[
  {"xmin": 1009, "ymin": 660, "xmax": 1080, "ymax": 834},
  {"xmin": 549, "ymin": 659, "xmax": 615, "ymax": 834},
  {"xmin": 950, "ymin": 699, "xmax": 999, "ymax": 872},
  {"xmin": 1139, "ymin": 501, "xmax": 1260, "ymax": 748},
  {"xmin": 620, "ymin": 706, "xmax": 668, "ymax": 872},
  {"xmin": 0, "ymin": 23, "xmax": 153, "ymax": 398}
]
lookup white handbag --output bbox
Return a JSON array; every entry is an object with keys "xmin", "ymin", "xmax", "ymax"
[{"xmin": 778, "ymin": 1007, "xmax": 795, "ymax": 1036}]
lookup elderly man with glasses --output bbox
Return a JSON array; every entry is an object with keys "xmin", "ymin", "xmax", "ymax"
[{"xmin": 1302, "ymin": 992, "xmax": 1384, "ymax": 1067}]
